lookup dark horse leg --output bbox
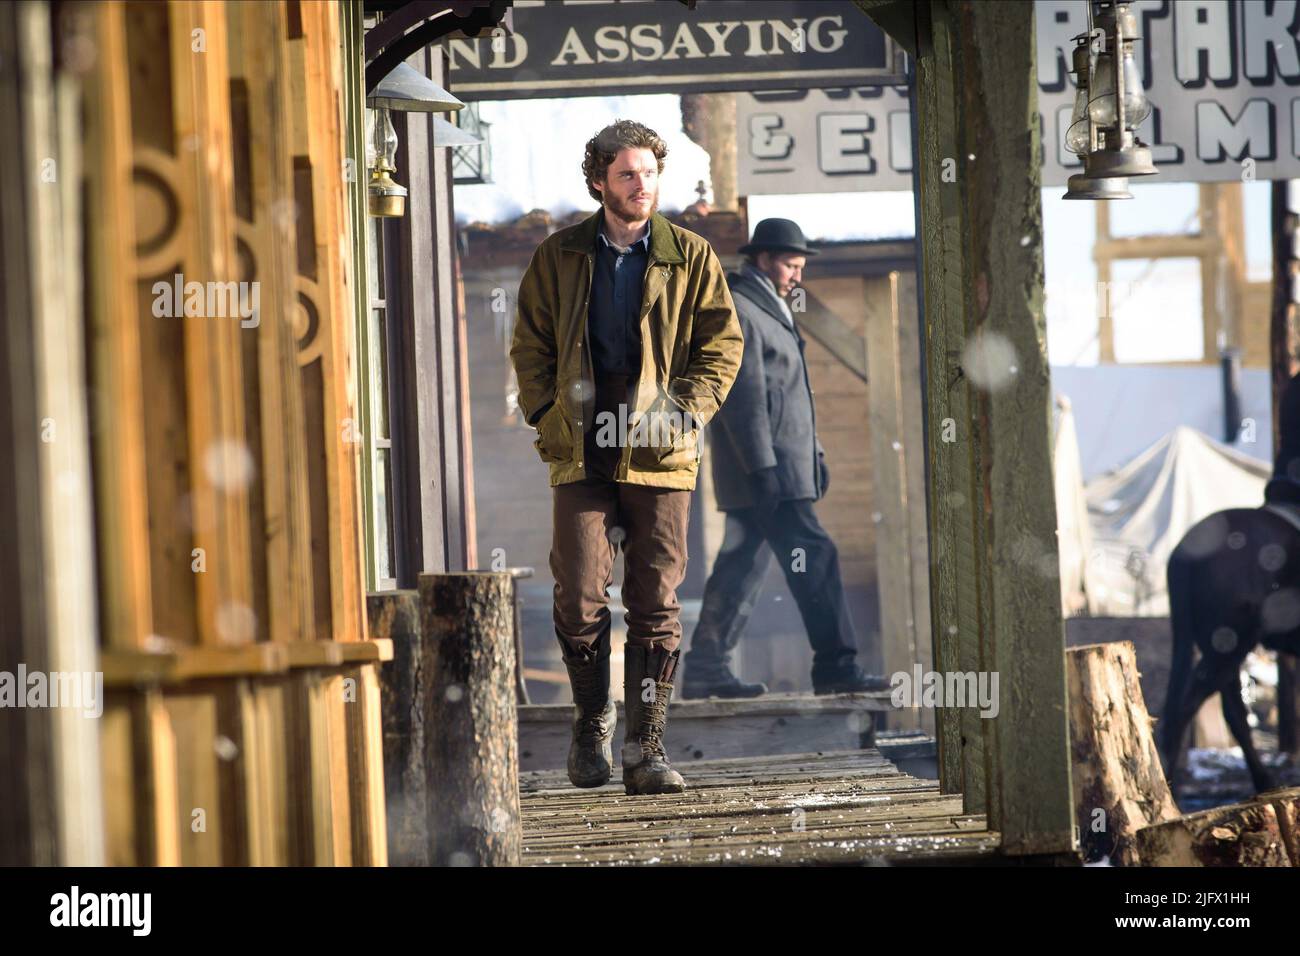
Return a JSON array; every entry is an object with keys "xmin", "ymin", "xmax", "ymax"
[
  {"xmin": 1219, "ymin": 666, "xmax": 1280, "ymax": 792},
  {"xmin": 1162, "ymin": 655, "xmax": 1225, "ymax": 800}
]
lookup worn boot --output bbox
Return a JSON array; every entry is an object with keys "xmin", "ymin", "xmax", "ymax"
[
  {"xmin": 812, "ymin": 659, "xmax": 891, "ymax": 695},
  {"xmin": 682, "ymin": 635, "xmax": 767, "ymax": 699},
  {"xmin": 622, "ymin": 643, "xmax": 686, "ymax": 795},
  {"xmin": 558, "ymin": 631, "xmax": 616, "ymax": 788}
]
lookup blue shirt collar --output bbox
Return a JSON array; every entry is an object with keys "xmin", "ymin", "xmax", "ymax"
[{"xmin": 597, "ymin": 214, "xmax": 650, "ymax": 254}]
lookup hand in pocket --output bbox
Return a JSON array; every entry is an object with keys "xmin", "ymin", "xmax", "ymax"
[{"xmin": 534, "ymin": 403, "xmax": 571, "ymax": 463}]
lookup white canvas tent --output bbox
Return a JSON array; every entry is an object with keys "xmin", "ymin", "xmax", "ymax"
[
  {"xmin": 1076, "ymin": 425, "xmax": 1270, "ymax": 617},
  {"xmin": 1053, "ymin": 395, "xmax": 1096, "ymax": 616}
]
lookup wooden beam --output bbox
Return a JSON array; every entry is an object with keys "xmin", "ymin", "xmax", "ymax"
[
  {"xmin": 1095, "ymin": 201, "xmax": 1115, "ymax": 363},
  {"xmin": 800, "ymin": 289, "xmax": 870, "ymax": 382},
  {"xmin": 0, "ymin": 0, "xmax": 54, "ymax": 866},
  {"xmin": 1200, "ymin": 184, "xmax": 1222, "ymax": 361},
  {"xmin": 907, "ymin": 0, "xmax": 1075, "ymax": 855},
  {"xmin": 909, "ymin": 0, "xmax": 987, "ymax": 807},
  {"xmin": 865, "ymin": 272, "xmax": 934, "ymax": 736},
  {"xmin": 1271, "ymin": 180, "xmax": 1300, "ymax": 757},
  {"xmin": 0, "ymin": 0, "xmax": 105, "ymax": 866},
  {"xmin": 428, "ymin": 45, "xmax": 470, "ymax": 571},
  {"xmin": 390, "ymin": 44, "xmax": 474, "ymax": 580}
]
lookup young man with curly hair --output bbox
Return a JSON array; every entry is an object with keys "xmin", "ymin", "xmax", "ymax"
[{"xmin": 510, "ymin": 120, "xmax": 742, "ymax": 794}]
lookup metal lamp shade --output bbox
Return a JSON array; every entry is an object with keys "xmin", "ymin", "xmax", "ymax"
[
  {"xmin": 1063, "ymin": 172, "xmax": 1132, "ymax": 200},
  {"xmin": 366, "ymin": 61, "xmax": 463, "ymax": 114},
  {"xmin": 432, "ymin": 115, "xmax": 482, "ymax": 148}
]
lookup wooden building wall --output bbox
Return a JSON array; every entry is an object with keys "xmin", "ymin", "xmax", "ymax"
[{"xmin": 2, "ymin": 0, "xmax": 391, "ymax": 866}]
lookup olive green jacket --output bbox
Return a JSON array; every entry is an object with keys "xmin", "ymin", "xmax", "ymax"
[{"xmin": 510, "ymin": 210, "xmax": 743, "ymax": 489}]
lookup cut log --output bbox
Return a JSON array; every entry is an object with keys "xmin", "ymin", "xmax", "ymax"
[
  {"xmin": 1135, "ymin": 801, "xmax": 1291, "ymax": 866},
  {"xmin": 419, "ymin": 572, "xmax": 521, "ymax": 866},
  {"xmin": 369, "ymin": 589, "xmax": 428, "ymax": 866},
  {"xmin": 1253, "ymin": 786, "xmax": 1300, "ymax": 865},
  {"xmin": 1066, "ymin": 642, "xmax": 1180, "ymax": 865}
]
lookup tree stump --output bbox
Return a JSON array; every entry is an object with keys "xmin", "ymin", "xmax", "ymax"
[
  {"xmin": 1134, "ymin": 801, "xmax": 1291, "ymax": 866},
  {"xmin": 1253, "ymin": 786, "xmax": 1300, "ymax": 865},
  {"xmin": 370, "ymin": 590, "xmax": 429, "ymax": 866},
  {"xmin": 419, "ymin": 572, "xmax": 521, "ymax": 866},
  {"xmin": 1066, "ymin": 642, "xmax": 1180, "ymax": 865}
]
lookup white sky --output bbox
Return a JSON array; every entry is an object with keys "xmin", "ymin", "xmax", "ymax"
[{"xmin": 452, "ymin": 94, "xmax": 1277, "ymax": 367}]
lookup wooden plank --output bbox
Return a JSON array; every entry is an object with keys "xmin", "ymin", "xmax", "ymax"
[
  {"xmin": 98, "ymin": 640, "xmax": 390, "ymax": 686},
  {"xmin": 99, "ymin": 698, "xmax": 139, "ymax": 866},
  {"xmin": 213, "ymin": 678, "xmax": 276, "ymax": 865},
  {"xmin": 123, "ymin": 0, "xmax": 198, "ymax": 648},
  {"xmin": 525, "ymin": 806, "xmax": 984, "ymax": 846},
  {"xmin": 169, "ymin": 0, "xmax": 255, "ymax": 647},
  {"xmin": 523, "ymin": 768, "xmax": 917, "ymax": 802},
  {"xmin": 84, "ymin": 0, "xmax": 154, "ymax": 653},
  {"xmin": 288, "ymin": 0, "xmax": 367, "ymax": 643},
  {"xmin": 892, "ymin": 272, "xmax": 936, "ymax": 737},
  {"xmin": 163, "ymin": 690, "xmax": 224, "ymax": 865},
  {"xmin": 345, "ymin": 663, "xmax": 389, "ymax": 865},
  {"xmin": 865, "ymin": 273, "xmax": 918, "ymax": 731},
  {"xmin": 517, "ymin": 748, "xmax": 999, "ymax": 866},
  {"xmin": 100, "ymin": 644, "xmax": 287, "ymax": 686},
  {"xmin": 227, "ymin": 0, "xmax": 316, "ymax": 646},
  {"xmin": 284, "ymin": 670, "xmax": 338, "ymax": 865},
  {"xmin": 140, "ymin": 690, "xmax": 182, "ymax": 866},
  {"xmin": 125, "ymin": 0, "xmax": 256, "ymax": 647},
  {"xmin": 519, "ymin": 691, "xmax": 890, "ymax": 721},
  {"xmin": 251, "ymin": 679, "xmax": 292, "ymax": 865},
  {"xmin": 863, "ymin": 271, "xmax": 934, "ymax": 737},
  {"xmin": 519, "ymin": 694, "xmax": 886, "ymax": 771},
  {"xmin": 97, "ymin": 691, "xmax": 182, "ymax": 866},
  {"xmin": 323, "ymin": 672, "xmax": 354, "ymax": 865},
  {"xmin": 338, "ymin": 0, "xmax": 379, "ymax": 591}
]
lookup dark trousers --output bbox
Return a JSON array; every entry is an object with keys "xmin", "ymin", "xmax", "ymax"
[{"xmin": 692, "ymin": 499, "xmax": 858, "ymax": 670}]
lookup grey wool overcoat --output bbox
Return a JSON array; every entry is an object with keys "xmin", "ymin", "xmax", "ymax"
[{"xmin": 708, "ymin": 269, "xmax": 824, "ymax": 512}]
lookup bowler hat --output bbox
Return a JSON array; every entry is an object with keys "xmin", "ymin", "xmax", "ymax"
[{"xmin": 738, "ymin": 218, "xmax": 819, "ymax": 257}]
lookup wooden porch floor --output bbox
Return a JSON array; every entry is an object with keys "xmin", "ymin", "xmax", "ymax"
[{"xmin": 520, "ymin": 748, "xmax": 1002, "ymax": 865}]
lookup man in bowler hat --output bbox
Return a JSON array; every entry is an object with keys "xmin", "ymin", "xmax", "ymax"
[{"xmin": 683, "ymin": 218, "xmax": 889, "ymax": 698}]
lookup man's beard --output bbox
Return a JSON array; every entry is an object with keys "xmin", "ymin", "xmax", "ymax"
[{"xmin": 604, "ymin": 189, "xmax": 659, "ymax": 223}]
